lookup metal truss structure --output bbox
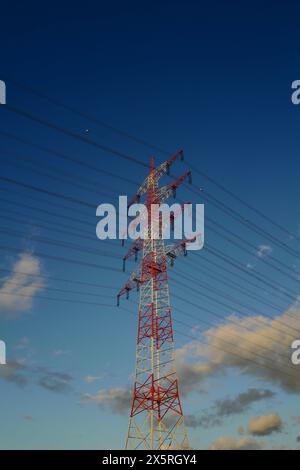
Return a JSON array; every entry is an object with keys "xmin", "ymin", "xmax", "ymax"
[{"xmin": 118, "ymin": 152, "xmax": 192, "ymax": 450}]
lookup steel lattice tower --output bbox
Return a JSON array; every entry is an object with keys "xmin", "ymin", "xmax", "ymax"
[{"xmin": 118, "ymin": 152, "xmax": 193, "ymax": 450}]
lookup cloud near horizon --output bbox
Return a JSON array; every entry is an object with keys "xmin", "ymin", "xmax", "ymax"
[
  {"xmin": 80, "ymin": 302, "xmax": 300, "ymax": 423},
  {"xmin": 175, "ymin": 302, "xmax": 300, "ymax": 395},
  {"xmin": 247, "ymin": 414, "xmax": 283, "ymax": 436},
  {"xmin": 208, "ymin": 436, "xmax": 262, "ymax": 450},
  {"xmin": 185, "ymin": 388, "xmax": 276, "ymax": 429}
]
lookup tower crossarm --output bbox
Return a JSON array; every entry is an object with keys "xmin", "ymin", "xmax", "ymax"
[
  {"xmin": 155, "ymin": 149, "xmax": 184, "ymax": 179},
  {"xmin": 127, "ymin": 150, "xmax": 184, "ymax": 208},
  {"xmin": 117, "ymin": 268, "xmax": 142, "ymax": 305},
  {"xmin": 122, "ymin": 238, "xmax": 143, "ymax": 271},
  {"xmin": 118, "ymin": 236, "xmax": 196, "ymax": 304},
  {"xmin": 165, "ymin": 237, "xmax": 196, "ymax": 266},
  {"xmin": 158, "ymin": 171, "xmax": 192, "ymax": 203}
]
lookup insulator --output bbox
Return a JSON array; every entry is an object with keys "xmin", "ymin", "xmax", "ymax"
[
  {"xmin": 136, "ymin": 282, "xmax": 140, "ymax": 292},
  {"xmin": 121, "ymin": 239, "xmax": 125, "ymax": 247},
  {"xmin": 183, "ymin": 243, "xmax": 187, "ymax": 256},
  {"xmin": 171, "ymin": 257, "xmax": 174, "ymax": 267},
  {"xmin": 123, "ymin": 258, "xmax": 126, "ymax": 272},
  {"xmin": 134, "ymin": 250, "xmax": 138, "ymax": 262},
  {"xmin": 180, "ymin": 150, "xmax": 184, "ymax": 161},
  {"xmin": 172, "ymin": 187, "xmax": 176, "ymax": 199},
  {"xmin": 126, "ymin": 289, "xmax": 129, "ymax": 300},
  {"xmin": 166, "ymin": 163, "xmax": 170, "ymax": 175},
  {"xmin": 188, "ymin": 172, "xmax": 192, "ymax": 184},
  {"xmin": 117, "ymin": 295, "xmax": 120, "ymax": 307}
]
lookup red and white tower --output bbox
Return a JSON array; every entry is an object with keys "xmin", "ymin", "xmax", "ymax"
[{"xmin": 118, "ymin": 152, "xmax": 192, "ymax": 450}]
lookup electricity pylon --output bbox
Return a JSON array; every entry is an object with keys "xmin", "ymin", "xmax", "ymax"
[{"xmin": 118, "ymin": 151, "xmax": 193, "ymax": 450}]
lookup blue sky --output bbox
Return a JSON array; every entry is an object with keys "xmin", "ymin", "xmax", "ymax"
[{"xmin": 0, "ymin": 0, "xmax": 300, "ymax": 450}]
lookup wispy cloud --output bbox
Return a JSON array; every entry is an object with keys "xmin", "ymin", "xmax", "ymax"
[
  {"xmin": 82, "ymin": 387, "xmax": 131, "ymax": 414},
  {"xmin": 23, "ymin": 415, "xmax": 33, "ymax": 421},
  {"xmin": 84, "ymin": 375, "xmax": 103, "ymax": 384},
  {"xmin": 15, "ymin": 337, "xmax": 30, "ymax": 350},
  {"xmin": 0, "ymin": 359, "xmax": 74, "ymax": 394},
  {"xmin": 0, "ymin": 359, "xmax": 28, "ymax": 386},
  {"xmin": 0, "ymin": 253, "xmax": 44, "ymax": 315},
  {"xmin": 185, "ymin": 388, "xmax": 275, "ymax": 429},
  {"xmin": 80, "ymin": 303, "xmax": 300, "ymax": 422},
  {"xmin": 292, "ymin": 415, "xmax": 300, "ymax": 426},
  {"xmin": 38, "ymin": 370, "xmax": 73, "ymax": 393},
  {"xmin": 53, "ymin": 349, "xmax": 71, "ymax": 357}
]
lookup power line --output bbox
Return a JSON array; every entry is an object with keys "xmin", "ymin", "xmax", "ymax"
[
  {"xmin": 170, "ymin": 270, "xmax": 300, "ymax": 337},
  {"xmin": 1, "ymin": 172, "xmax": 298, "ymax": 326},
  {"xmin": 188, "ymin": 185, "xmax": 300, "ymax": 260},
  {"xmin": 0, "ymin": 243, "xmax": 122, "ymax": 272},
  {"xmin": 6, "ymin": 77, "xmax": 299, "ymax": 243},
  {"xmin": 0, "ymin": 78, "xmax": 298, "ymax": 396},
  {"xmin": 0, "ymin": 163, "xmax": 299, "ymax": 303},
  {"xmin": 0, "ymin": 150, "xmax": 119, "ymax": 200},
  {"xmin": 2, "ymin": 146, "xmax": 298, "ymax": 294},
  {"xmin": 0, "ymin": 226, "xmax": 121, "ymax": 261},
  {"xmin": 0, "ymin": 266, "xmax": 116, "ymax": 290},
  {"xmin": 1, "ymin": 92, "xmax": 298, "ymax": 346},
  {"xmin": 172, "ymin": 309, "xmax": 299, "ymax": 380},
  {"xmin": 0, "ymin": 282, "xmax": 298, "ymax": 385},
  {"xmin": 4, "ymin": 105, "xmax": 149, "ymax": 169},
  {"xmin": 0, "ymin": 130, "xmax": 138, "ymax": 187},
  {"xmin": 205, "ymin": 245, "xmax": 299, "ymax": 304},
  {"xmin": 5, "ymin": 100, "xmax": 300, "ymax": 269},
  {"xmin": 4, "ymin": 77, "xmax": 169, "ymax": 156}
]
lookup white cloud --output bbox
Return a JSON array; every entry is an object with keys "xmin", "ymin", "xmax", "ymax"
[
  {"xmin": 81, "ymin": 302, "xmax": 300, "ymax": 420},
  {"xmin": 209, "ymin": 436, "xmax": 262, "ymax": 450},
  {"xmin": 248, "ymin": 414, "xmax": 283, "ymax": 436},
  {"xmin": 176, "ymin": 302, "xmax": 300, "ymax": 395},
  {"xmin": 256, "ymin": 245, "xmax": 272, "ymax": 258},
  {"xmin": 0, "ymin": 253, "xmax": 44, "ymax": 315},
  {"xmin": 79, "ymin": 301, "xmax": 300, "ymax": 424}
]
